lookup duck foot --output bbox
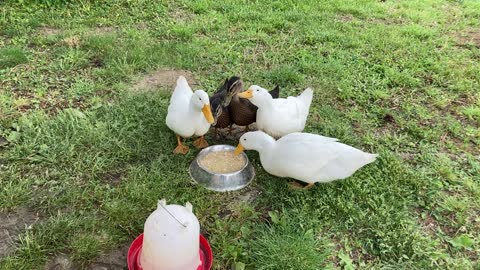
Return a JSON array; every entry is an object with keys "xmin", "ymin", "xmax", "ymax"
[
  {"xmin": 193, "ymin": 136, "xmax": 209, "ymax": 149},
  {"xmin": 288, "ymin": 181, "xmax": 304, "ymax": 189},
  {"xmin": 288, "ymin": 181, "xmax": 314, "ymax": 190},
  {"xmin": 173, "ymin": 135, "xmax": 189, "ymax": 155},
  {"xmin": 303, "ymin": 183, "xmax": 315, "ymax": 189}
]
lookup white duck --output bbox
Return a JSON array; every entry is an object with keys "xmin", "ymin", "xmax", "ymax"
[
  {"xmin": 235, "ymin": 131, "xmax": 378, "ymax": 188},
  {"xmin": 237, "ymin": 86, "xmax": 313, "ymax": 138},
  {"xmin": 166, "ymin": 76, "xmax": 214, "ymax": 154}
]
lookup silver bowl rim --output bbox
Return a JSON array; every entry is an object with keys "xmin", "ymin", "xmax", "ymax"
[{"xmin": 194, "ymin": 144, "xmax": 249, "ymax": 175}]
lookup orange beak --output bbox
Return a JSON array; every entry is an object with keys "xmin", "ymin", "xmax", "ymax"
[
  {"xmin": 202, "ymin": 105, "xmax": 214, "ymax": 124},
  {"xmin": 237, "ymin": 89, "xmax": 253, "ymax": 99},
  {"xmin": 234, "ymin": 143, "xmax": 245, "ymax": 155}
]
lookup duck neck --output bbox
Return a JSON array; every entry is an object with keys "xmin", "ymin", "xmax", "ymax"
[
  {"xmin": 256, "ymin": 133, "xmax": 276, "ymax": 156},
  {"xmin": 188, "ymin": 97, "xmax": 201, "ymax": 113},
  {"xmin": 231, "ymin": 93, "xmax": 240, "ymax": 103},
  {"xmin": 253, "ymin": 95, "xmax": 273, "ymax": 110}
]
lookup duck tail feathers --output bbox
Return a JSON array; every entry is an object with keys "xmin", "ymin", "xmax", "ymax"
[
  {"xmin": 299, "ymin": 87, "xmax": 313, "ymax": 108},
  {"xmin": 176, "ymin": 76, "xmax": 189, "ymax": 88},
  {"xmin": 269, "ymin": 86, "xmax": 280, "ymax": 98},
  {"xmin": 366, "ymin": 153, "xmax": 378, "ymax": 163}
]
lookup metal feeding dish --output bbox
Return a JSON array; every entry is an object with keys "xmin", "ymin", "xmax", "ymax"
[{"xmin": 189, "ymin": 145, "xmax": 255, "ymax": 192}]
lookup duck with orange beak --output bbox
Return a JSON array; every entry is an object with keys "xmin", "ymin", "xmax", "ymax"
[
  {"xmin": 166, "ymin": 76, "xmax": 214, "ymax": 154},
  {"xmin": 238, "ymin": 86, "xmax": 313, "ymax": 138},
  {"xmin": 234, "ymin": 131, "xmax": 377, "ymax": 189}
]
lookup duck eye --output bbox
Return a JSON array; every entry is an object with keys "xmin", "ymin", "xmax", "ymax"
[
  {"xmin": 243, "ymin": 138, "xmax": 246, "ymax": 141},
  {"xmin": 199, "ymin": 98, "xmax": 201, "ymax": 101},
  {"xmin": 256, "ymin": 89, "xmax": 259, "ymax": 92}
]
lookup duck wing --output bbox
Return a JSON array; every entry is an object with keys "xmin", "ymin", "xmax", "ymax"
[
  {"xmin": 275, "ymin": 133, "xmax": 376, "ymax": 181},
  {"xmin": 230, "ymin": 97, "xmax": 257, "ymax": 126},
  {"xmin": 279, "ymin": 132, "xmax": 338, "ymax": 144},
  {"xmin": 273, "ymin": 135, "xmax": 340, "ymax": 177},
  {"xmin": 213, "ymin": 106, "xmax": 232, "ymax": 128}
]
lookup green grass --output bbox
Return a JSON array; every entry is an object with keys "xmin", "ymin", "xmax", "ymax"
[
  {"xmin": 0, "ymin": 47, "xmax": 28, "ymax": 69},
  {"xmin": 0, "ymin": 0, "xmax": 479, "ymax": 269}
]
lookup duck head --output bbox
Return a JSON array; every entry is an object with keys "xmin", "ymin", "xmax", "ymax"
[
  {"xmin": 213, "ymin": 76, "xmax": 243, "ymax": 124},
  {"xmin": 237, "ymin": 85, "xmax": 272, "ymax": 106},
  {"xmin": 222, "ymin": 76, "xmax": 244, "ymax": 106},
  {"xmin": 192, "ymin": 90, "xmax": 214, "ymax": 124},
  {"xmin": 235, "ymin": 131, "xmax": 275, "ymax": 155},
  {"xmin": 213, "ymin": 104, "xmax": 224, "ymax": 126}
]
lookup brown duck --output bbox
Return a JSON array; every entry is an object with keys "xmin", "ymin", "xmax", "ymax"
[
  {"xmin": 210, "ymin": 77, "xmax": 241, "ymax": 132},
  {"xmin": 211, "ymin": 76, "xmax": 280, "ymax": 133}
]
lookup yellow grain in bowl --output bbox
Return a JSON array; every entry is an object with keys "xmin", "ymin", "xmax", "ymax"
[{"xmin": 199, "ymin": 150, "xmax": 246, "ymax": 173}]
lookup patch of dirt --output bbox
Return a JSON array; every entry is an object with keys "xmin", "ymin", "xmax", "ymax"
[
  {"xmin": 217, "ymin": 185, "xmax": 263, "ymax": 219},
  {"xmin": 169, "ymin": 8, "xmax": 195, "ymax": 23},
  {"xmin": 417, "ymin": 209, "xmax": 440, "ymax": 236},
  {"xmin": 0, "ymin": 208, "xmax": 41, "ymax": 258},
  {"xmin": 101, "ymin": 170, "xmax": 126, "ymax": 186},
  {"xmin": 209, "ymin": 123, "xmax": 259, "ymax": 143},
  {"xmin": 45, "ymin": 244, "xmax": 129, "ymax": 270},
  {"xmin": 383, "ymin": 113, "xmax": 396, "ymax": 123},
  {"xmin": 210, "ymin": 124, "xmax": 254, "ymax": 141},
  {"xmin": 397, "ymin": 152, "xmax": 417, "ymax": 161},
  {"xmin": 135, "ymin": 23, "xmax": 147, "ymax": 30},
  {"xmin": 439, "ymin": 211, "xmax": 459, "ymax": 237},
  {"xmin": 13, "ymin": 91, "xmax": 88, "ymax": 116},
  {"xmin": 0, "ymin": 136, "xmax": 8, "ymax": 148},
  {"xmin": 90, "ymin": 27, "xmax": 116, "ymax": 35},
  {"xmin": 368, "ymin": 17, "xmax": 406, "ymax": 25},
  {"xmin": 217, "ymin": 208, "xmax": 233, "ymax": 218},
  {"xmin": 44, "ymin": 254, "xmax": 75, "ymax": 270},
  {"xmin": 336, "ymin": 14, "xmax": 354, "ymax": 22},
  {"xmin": 131, "ymin": 69, "xmax": 197, "ymax": 92},
  {"xmin": 88, "ymin": 244, "xmax": 129, "ymax": 270},
  {"xmin": 63, "ymin": 36, "xmax": 82, "ymax": 48},
  {"xmin": 350, "ymin": 248, "xmax": 375, "ymax": 265},
  {"xmin": 456, "ymin": 29, "xmax": 480, "ymax": 48},
  {"xmin": 236, "ymin": 187, "xmax": 261, "ymax": 204},
  {"xmin": 335, "ymin": 14, "xmax": 405, "ymax": 25},
  {"xmin": 38, "ymin": 26, "xmax": 62, "ymax": 37},
  {"xmin": 417, "ymin": 207, "xmax": 460, "ymax": 237}
]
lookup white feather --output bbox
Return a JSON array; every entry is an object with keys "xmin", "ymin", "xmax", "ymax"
[
  {"xmin": 239, "ymin": 131, "xmax": 377, "ymax": 184},
  {"xmin": 250, "ymin": 87, "xmax": 313, "ymax": 138},
  {"xmin": 165, "ymin": 76, "xmax": 212, "ymax": 138}
]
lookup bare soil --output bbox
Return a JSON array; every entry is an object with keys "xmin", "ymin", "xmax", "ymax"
[
  {"xmin": 131, "ymin": 69, "xmax": 197, "ymax": 92},
  {"xmin": 87, "ymin": 243, "xmax": 129, "ymax": 270},
  {"xmin": 101, "ymin": 170, "xmax": 126, "ymax": 186},
  {"xmin": 0, "ymin": 208, "xmax": 41, "ymax": 258},
  {"xmin": 44, "ymin": 254, "xmax": 75, "ymax": 270},
  {"xmin": 38, "ymin": 26, "xmax": 62, "ymax": 37},
  {"xmin": 89, "ymin": 27, "xmax": 116, "ymax": 35},
  {"xmin": 45, "ymin": 244, "xmax": 129, "ymax": 270},
  {"xmin": 456, "ymin": 29, "xmax": 480, "ymax": 47}
]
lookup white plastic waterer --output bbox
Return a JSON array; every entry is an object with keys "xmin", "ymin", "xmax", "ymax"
[{"xmin": 140, "ymin": 199, "xmax": 200, "ymax": 270}]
